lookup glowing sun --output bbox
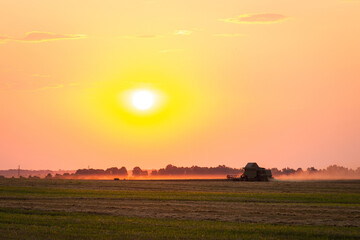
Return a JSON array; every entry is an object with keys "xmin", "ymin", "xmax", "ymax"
[{"xmin": 132, "ymin": 90, "xmax": 155, "ymax": 110}]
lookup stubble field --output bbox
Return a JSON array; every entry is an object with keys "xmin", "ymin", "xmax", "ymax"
[{"xmin": 0, "ymin": 179, "xmax": 359, "ymax": 239}]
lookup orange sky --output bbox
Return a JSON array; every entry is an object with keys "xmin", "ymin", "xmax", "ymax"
[{"xmin": 1, "ymin": 0, "xmax": 359, "ymax": 170}]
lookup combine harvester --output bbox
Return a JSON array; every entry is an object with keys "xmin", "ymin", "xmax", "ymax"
[{"xmin": 227, "ymin": 162, "xmax": 273, "ymax": 181}]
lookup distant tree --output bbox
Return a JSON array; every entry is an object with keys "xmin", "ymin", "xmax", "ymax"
[
  {"xmin": 28, "ymin": 175, "xmax": 41, "ymax": 179},
  {"xmin": 282, "ymin": 167, "xmax": 296, "ymax": 175},
  {"xmin": 105, "ymin": 167, "xmax": 119, "ymax": 175},
  {"xmin": 119, "ymin": 167, "xmax": 128, "ymax": 176},
  {"xmin": 154, "ymin": 164, "xmax": 241, "ymax": 176},
  {"xmin": 307, "ymin": 167, "xmax": 318, "ymax": 174},
  {"xmin": 270, "ymin": 168, "xmax": 281, "ymax": 176},
  {"xmin": 326, "ymin": 165, "xmax": 349, "ymax": 175},
  {"xmin": 132, "ymin": 167, "xmax": 142, "ymax": 176},
  {"xmin": 165, "ymin": 164, "xmax": 186, "ymax": 175},
  {"xmin": 158, "ymin": 168, "xmax": 166, "ymax": 175},
  {"xmin": 75, "ymin": 169, "xmax": 105, "ymax": 175},
  {"xmin": 45, "ymin": 173, "xmax": 52, "ymax": 179},
  {"xmin": 132, "ymin": 167, "xmax": 148, "ymax": 176}
]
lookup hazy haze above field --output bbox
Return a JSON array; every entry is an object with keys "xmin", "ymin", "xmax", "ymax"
[{"xmin": 0, "ymin": 0, "xmax": 359, "ymax": 170}]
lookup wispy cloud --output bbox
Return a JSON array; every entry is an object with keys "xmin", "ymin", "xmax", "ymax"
[
  {"xmin": 220, "ymin": 14, "xmax": 288, "ymax": 24},
  {"xmin": 20, "ymin": 31, "xmax": 86, "ymax": 42},
  {"xmin": 0, "ymin": 36, "xmax": 10, "ymax": 44},
  {"xmin": 174, "ymin": 30, "xmax": 192, "ymax": 36},
  {"xmin": 213, "ymin": 33, "xmax": 244, "ymax": 37},
  {"xmin": 0, "ymin": 31, "xmax": 87, "ymax": 43}
]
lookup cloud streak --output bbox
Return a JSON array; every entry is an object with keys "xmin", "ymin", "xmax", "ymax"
[
  {"xmin": 0, "ymin": 31, "xmax": 87, "ymax": 43},
  {"xmin": 221, "ymin": 14, "xmax": 288, "ymax": 24},
  {"xmin": 174, "ymin": 30, "xmax": 192, "ymax": 36},
  {"xmin": 20, "ymin": 31, "xmax": 87, "ymax": 42}
]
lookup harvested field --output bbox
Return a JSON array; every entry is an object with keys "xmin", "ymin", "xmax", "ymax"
[{"xmin": 0, "ymin": 179, "xmax": 360, "ymax": 239}]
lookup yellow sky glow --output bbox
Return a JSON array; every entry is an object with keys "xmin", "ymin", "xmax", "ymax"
[{"xmin": 0, "ymin": 0, "xmax": 359, "ymax": 170}]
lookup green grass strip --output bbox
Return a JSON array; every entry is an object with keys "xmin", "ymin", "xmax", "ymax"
[{"xmin": 1, "ymin": 186, "xmax": 360, "ymax": 205}]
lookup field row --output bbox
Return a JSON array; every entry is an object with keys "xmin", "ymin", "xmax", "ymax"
[
  {"xmin": 2, "ymin": 179, "xmax": 360, "ymax": 194},
  {"xmin": 1, "ymin": 186, "xmax": 360, "ymax": 206}
]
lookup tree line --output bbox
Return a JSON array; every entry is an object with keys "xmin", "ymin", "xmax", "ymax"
[
  {"xmin": 48, "ymin": 164, "xmax": 360, "ymax": 179},
  {"xmin": 72, "ymin": 164, "xmax": 242, "ymax": 177},
  {"xmin": 1, "ymin": 164, "xmax": 360, "ymax": 179}
]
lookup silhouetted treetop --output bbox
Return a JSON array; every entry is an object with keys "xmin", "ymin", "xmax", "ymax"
[
  {"xmin": 132, "ymin": 167, "xmax": 148, "ymax": 176},
  {"xmin": 75, "ymin": 167, "xmax": 127, "ymax": 176}
]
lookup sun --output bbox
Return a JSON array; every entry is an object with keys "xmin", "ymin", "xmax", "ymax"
[{"xmin": 131, "ymin": 90, "xmax": 155, "ymax": 110}]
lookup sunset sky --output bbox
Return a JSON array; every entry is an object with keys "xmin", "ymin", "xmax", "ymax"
[{"xmin": 1, "ymin": 0, "xmax": 359, "ymax": 170}]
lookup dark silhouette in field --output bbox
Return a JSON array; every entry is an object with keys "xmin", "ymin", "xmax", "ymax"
[{"xmin": 227, "ymin": 162, "xmax": 272, "ymax": 181}]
